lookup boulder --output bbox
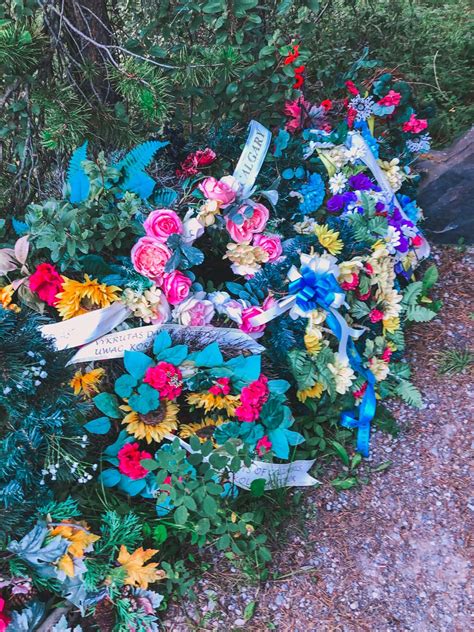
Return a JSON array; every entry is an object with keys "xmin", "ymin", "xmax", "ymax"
[{"xmin": 416, "ymin": 127, "xmax": 474, "ymax": 244}]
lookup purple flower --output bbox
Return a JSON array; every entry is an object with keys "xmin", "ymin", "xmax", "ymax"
[
  {"xmin": 375, "ymin": 202, "xmax": 386, "ymax": 213},
  {"xmin": 326, "ymin": 191, "xmax": 357, "ymax": 213},
  {"xmin": 348, "ymin": 173, "xmax": 375, "ymax": 191}
]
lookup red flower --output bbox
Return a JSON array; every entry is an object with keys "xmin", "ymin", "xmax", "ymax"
[
  {"xmin": 345, "ymin": 80, "xmax": 359, "ymax": 96},
  {"xmin": 321, "ymin": 99, "xmax": 333, "ymax": 111},
  {"xmin": 357, "ymin": 290, "xmax": 371, "ymax": 301},
  {"xmin": 364, "ymin": 263, "xmax": 374, "ymax": 276},
  {"xmin": 177, "ymin": 147, "xmax": 216, "ymax": 178},
  {"xmin": 293, "ymin": 65, "xmax": 305, "ymax": 89},
  {"xmin": 235, "ymin": 375, "xmax": 269, "ymax": 422},
  {"xmin": 144, "ymin": 362, "xmax": 183, "ymax": 400},
  {"xmin": 341, "ymin": 273, "xmax": 359, "ymax": 291},
  {"xmin": 378, "ymin": 90, "xmax": 401, "ymax": 107},
  {"xmin": 353, "ymin": 382, "xmax": 368, "ymax": 399},
  {"xmin": 412, "ymin": 235, "xmax": 423, "ymax": 247},
  {"xmin": 209, "ymin": 377, "xmax": 231, "ymax": 396},
  {"xmin": 256, "ymin": 435, "xmax": 272, "ymax": 456},
  {"xmin": 369, "ymin": 308, "xmax": 384, "ymax": 323},
  {"xmin": 402, "ymin": 113, "xmax": 428, "ymax": 134},
  {"xmin": 347, "ymin": 107, "xmax": 357, "ymax": 129},
  {"xmin": 284, "ymin": 97, "xmax": 311, "ymax": 133},
  {"xmin": 284, "ymin": 44, "xmax": 300, "ymax": 65},
  {"xmin": 29, "ymin": 263, "xmax": 64, "ymax": 306},
  {"xmin": 381, "ymin": 347, "xmax": 393, "ymax": 362},
  {"xmin": 118, "ymin": 443, "xmax": 152, "ymax": 480}
]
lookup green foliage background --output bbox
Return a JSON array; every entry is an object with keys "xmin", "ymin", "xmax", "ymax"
[{"xmin": 1, "ymin": 0, "xmax": 472, "ymax": 213}]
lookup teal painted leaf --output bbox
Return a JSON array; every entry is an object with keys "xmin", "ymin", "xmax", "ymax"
[
  {"xmin": 103, "ymin": 430, "xmax": 134, "ymax": 456},
  {"xmin": 67, "ymin": 141, "xmax": 90, "ymax": 203},
  {"xmin": 118, "ymin": 476, "xmax": 147, "ymax": 496},
  {"xmin": 124, "ymin": 350, "xmax": 154, "ymax": 379},
  {"xmin": 226, "ymin": 354, "xmax": 261, "ymax": 382},
  {"xmin": 93, "ymin": 392, "xmax": 122, "ymax": 418},
  {"xmin": 268, "ymin": 429, "xmax": 289, "ymax": 459},
  {"xmin": 128, "ymin": 383, "xmax": 160, "ymax": 414},
  {"xmin": 156, "ymin": 344, "xmax": 188, "ymax": 365},
  {"xmin": 153, "ymin": 330, "xmax": 172, "ymax": 356},
  {"xmin": 268, "ymin": 379, "xmax": 290, "ymax": 394},
  {"xmin": 116, "ymin": 141, "xmax": 169, "ymax": 199},
  {"xmin": 284, "ymin": 429, "xmax": 304, "ymax": 446},
  {"xmin": 114, "ymin": 373, "xmax": 138, "ymax": 398},
  {"xmin": 193, "ymin": 342, "xmax": 223, "ymax": 367},
  {"xmin": 100, "ymin": 468, "xmax": 121, "ymax": 487},
  {"xmin": 84, "ymin": 417, "xmax": 111, "ymax": 435}
]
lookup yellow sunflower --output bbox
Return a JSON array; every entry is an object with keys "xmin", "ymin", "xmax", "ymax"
[
  {"xmin": 187, "ymin": 392, "xmax": 240, "ymax": 416},
  {"xmin": 55, "ymin": 274, "xmax": 121, "ymax": 320},
  {"xmin": 0, "ymin": 284, "xmax": 20, "ymax": 313},
  {"xmin": 179, "ymin": 416, "xmax": 226, "ymax": 444},
  {"xmin": 121, "ymin": 401, "xmax": 179, "ymax": 444},
  {"xmin": 382, "ymin": 316, "xmax": 400, "ymax": 334},
  {"xmin": 297, "ymin": 382, "xmax": 324, "ymax": 403},
  {"xmin": 70, "ymin": 367, "xmax": 105, "ymax": 397},
  {"xmin": 314, "ymin": 224, "xmax": 343, "ymax": 256}
]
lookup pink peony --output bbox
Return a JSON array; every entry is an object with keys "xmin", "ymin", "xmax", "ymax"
[
  {"xmin": 240, "ymin": 306, "xmax": 267, "ymax": 336},
  {"xmin": 144, "ymin": 209, "xmax": 183, "ymax": 242},
  {"xmin": 256, "ymin": 435, "xmax": 272, "ymax": 456},
  {"xmin": 369, "ymin": 308, "xmax": 384, "ymax": 323},
  {"xmin": 225, "ymin": 203, "xmax": 270, "ymax": 243},
  {"xmin": 198, "ymin": 175, "xmax": 239, "ymax": 208},
  {"xmin": 144, "ymin": 361, "xmax": 183, "ymax": 400},
  {"xmin": 252, "ymin": 233, "xmax": 282, "ymax": 262},
  {"xmin": 29, "ymin": 263, "xmax": 64, "ymax": 306},
  {"xmin": 402, "ymin": 113, "xmax": 428, "ymax": 134},
  {"xmin": 209, "ymin": 377, "xmax": 231, "ymax": 396},
  {"xmin": 235, "ymin": 375, "xmax": 269, "ymax": 422},
  {"xmin": 118, "ymin": 443, "xmax": 152, "ymax": 480},
  {"xmin": 161, "ymin": 270, "xmax": 192, "ymax": 305},
  {"xmin": 131, "ymin": 236, "xmax": 171, "ymax": 284},
  {"xmin": 378, "ymin": 90, "xmax": 401, "ymax": 107}
]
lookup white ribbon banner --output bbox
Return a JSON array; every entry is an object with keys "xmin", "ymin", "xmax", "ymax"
[
  {"xmin": 233, "ymin": 120, "xmax": 272, "ymax": 198},
  {"xmin": 68, "ymin": 324, "xmax": 265, "ymax": 365},
  {"xmin": 348, "ymin": 131, "xmax": 430, "ymax": 262},
  {"xmin": 40, "ymin": 302, "xmax": 131, "ymax": 351}
]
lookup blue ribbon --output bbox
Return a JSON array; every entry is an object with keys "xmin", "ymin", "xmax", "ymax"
[
  {"xmin": 288, "ymin": 266, "xmax": 376, "ymax": 455},
  {"xmin": 288, "ymin": 266, "xmax": 345, "ymax": 312}
]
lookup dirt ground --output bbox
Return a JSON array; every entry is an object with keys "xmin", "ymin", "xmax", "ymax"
[{"xmin": 163, "ymin": 246, "xmax": 473, "ymax": 632}]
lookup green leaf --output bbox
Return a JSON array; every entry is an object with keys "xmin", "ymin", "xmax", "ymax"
[
  {"xmin": 244, "ymin": 600, "xmax": 257, "ymax": 621},
  {"xmin": 153, "ymin": 524, "xmax": 168, "ymax": 545},
  {"xmin": 422, "ymin": 264, "xmax": 438, "ymax": 293},
  {"xmin": 123, "ymin": 350, "xmax": 154, "ymax": 379},
  {"xmin": 153, "ymin": 330, "xmax": 172, "ymax": 356},
  {"xmin": 140, "ymin": 458, "xmax": 158, "ymax": 471},
  {"xmin": 330, "ymin": 440, "xmax": 350, "ymax": 466},
  {"xmin": 250, "ymin": 478, "xmax": 266, "ymax": 497},
  {"xmin": 402, "ymin": 281, "xmax": 423, "ymax": 307},
  {"xmin": 84, "ymin": 416, "xmax": 111, "ymax": 434},
  {"xmin": 396, "ymin": 379, "xmax": 422, "ymax": 408},
  {"xmin": 174, "ymin": 505, "xmax": 189, "ymax": 525},
  {"xmin": 196, "ymin": 518, "xmax": 210, "ymax": 535},
  {"xmin": 406, "ymin": 305, "xmax": 437, "ymax": 322},
  {"xmin": 93, "ymin": 393, "xmax": 122, "ymax": 418},
  {"xmin": 202, "ymin": 495, "xmax": 218, "ymax": 517}
]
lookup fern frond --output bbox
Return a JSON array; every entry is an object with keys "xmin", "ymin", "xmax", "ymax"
[
  {"xmin": 117, "ymin": 140, "xmax": 168, "ymax": 199},
  {"xmin": 67, "ymin": 141, "xmax": 90, "ymax": 203}
]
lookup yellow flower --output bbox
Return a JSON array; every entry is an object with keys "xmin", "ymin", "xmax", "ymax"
[
  {"xmin": 70, "ymin": 367, "xmax": 105, "ymax": 397},
  {"xmin": 0, "ymin": 284, "xmax": 20, "ymax": 312},
  {"xmin": 117, "ymin": 546, "xmax": 166, "ymax": 589},
  {"xmin": 327, "ymin": 357, "xmax": 355, "ymax": 395},
  {"xmin": 50, "ymin": 521, "xmax": 100, "ymax": 578},
  {"xmin": 187, "ymin": 392, "xmax": 240, "ymax": 416},
  {"xmin": 56, "ymin": 275, "xmax": 121, "ymax": 320},
  {"xmin": 179, "ymin": 416, "xmax": 225, "ymax": 444},
  {"xmin": 297, "ymin": 382, "xmax": 324, "ymax": 402},
  {"xmin": 314, "ymin": 225, "xmax": 343, "ymax": 256},
  {"xmin": 198, "ymin": 199, "xmax": 221, "ymax": 226},
  {"xmin": 304, "ymin": 332, "xmax": 322, "ymax": 355},
  {"xmin": 383, "ymin": 316, "xmax": 400, "ymax": 334},
  {"xmin": 121, "ymin": 401, "xmax": 179, "ymax": 444},
  {"xmin": 369, "ymin": 357, "xmax": 390, "ymax": 382}
]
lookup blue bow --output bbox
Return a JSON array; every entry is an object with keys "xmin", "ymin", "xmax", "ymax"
[{"xmin": 288, "ymin": 266, "xmax": 344, "ymax": 312}]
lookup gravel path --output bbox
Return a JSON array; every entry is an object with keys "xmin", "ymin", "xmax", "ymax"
[{"xmin": 164, "ymin": 246, "xmax": 473, "ymax": 632}]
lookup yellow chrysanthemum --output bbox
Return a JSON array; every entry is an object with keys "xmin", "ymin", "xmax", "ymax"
[
  {"xmin": 0, "ymin": 284, "xmax": 20, "ymax": 313},
  {"xmin": 383, "ymin": 316, "xmax": 400, "ymax": 334},
  {"xmin": 187, "ymin": 392, "xmax": 240, "ymax": 416},
  {"xmin": 117, "ymin": 546, "xmax": 166, "ymax": 589},
  {"xmin": 314, "ymin": 225, "xmax": 343, "ymax": 256},
  {"xmin": 179, "ymin": 416, "xmax": 225, "ymax": 444},
  {"xmin": 70, "ymin": 367, "xmax": 105, "ymax": 397},
  {"xmin": 297, "ymin": 382, "xmax": 324, "ymax": 403},
  {"xmin": 121, "ymin": 401, "xmax": 179, "ymax": 444},
  {"xmin": 304, "ymin": 332, "xmax": 322, "ymax": 355},
  {"xmin": 55, "ymin": 274, "xmax": 121, "ymax": 320}
]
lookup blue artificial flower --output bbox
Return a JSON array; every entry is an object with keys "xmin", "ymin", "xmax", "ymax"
[{"xmin": 298, "ymin": 173, "xmax": 326, "ymax": 214}]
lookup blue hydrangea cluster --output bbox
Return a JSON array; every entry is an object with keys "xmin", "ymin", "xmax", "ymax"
[{"xmin": 298, "ymin": 173, "xmax": 326, "ymax": 214}]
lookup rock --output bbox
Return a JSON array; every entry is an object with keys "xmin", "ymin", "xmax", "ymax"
[{"xmin": 416, "ymin": 127, "xmax": 474, "ymax": 244}]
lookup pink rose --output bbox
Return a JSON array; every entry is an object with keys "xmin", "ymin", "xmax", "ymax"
[
  {"xmin": 240, "ymin": 305, "xmax": 266, "ymax": 337},
  {"xmin": 225, "ymin": 203, "xmax": 270, "ymax": 243},
  {"xmin": 252, "ymin": 233, "xmax": 282, "ymax": 262},
  {"xmin": 131, "ymin": 236, "xmax": 171, "ymax": 283},
  {"xmin": 198, "ymin": 175, "xmax": 239, "ymax": 208},
  {"xmin": 161, "ymin": 270, "xmax": 192, "ymax": 305},
  {"xmin": 144, "ymin": 209, "xmax": 183, "ymax": 242},
  {"xmin": 172, "ymin": 294, "xmax": 215, "ymax": 326}
]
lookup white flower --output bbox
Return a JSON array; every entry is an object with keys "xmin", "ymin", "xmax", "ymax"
[
  {"xmin": 345, "ymin": 144, "xmax": 366, "ymax": 164},
  {"xmin": 320, "ymin": 146, "xmax": 349, "ymax": 170},
  {"xmin": 378, "ymin": 158, "xmax": 404, "ymax": 192},
  {"xmin": 328, "ymin": 357, "xmax": 355, "ymax": 394},
  {"xmin": 294, "ymin": 216, "xmax": 317, "ymax": 235},
  {"xmin": 329, "ymin": 172, "xmax": 348, "ymax": 195},
  {"xmin": 376, "ymin": 288, "xmax": 402, "ymax": 318},
  {"xmin": 384, "ymin": 226, "xmax": 401, "ymax": 254},
  {"xmin": 349, "ymin": 95, "xmax": 375, "ymax": 121},
  {"xmin": 172, "ymin": 292, "xmax": 215, "ymax": 326},
  {"xmin": 122, "ymin": 285, "xmax": 170, "ymax": 324},
  {"xmin": 370, "ymin": 357, "xmax": 390, "ymax": 382}
]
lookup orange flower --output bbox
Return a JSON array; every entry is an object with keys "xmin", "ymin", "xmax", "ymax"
[{"xmin": 117, "ymin": 546, "xmax": 166, "ymax": 589}]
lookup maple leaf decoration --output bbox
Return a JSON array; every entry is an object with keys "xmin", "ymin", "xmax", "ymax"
[{"xmin": 117, "ymin": 545, "xmax": 166, "ymax": 589}]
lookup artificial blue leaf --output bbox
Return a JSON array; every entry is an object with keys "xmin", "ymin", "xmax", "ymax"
[
  {"xmin": 226, "ymin": 355, "xmax": 261, "ymax": 383},
  {"xmin": 193, "ymin": 342, "xmax": 224, "ymax": 367},
  {"xmin": 103, "ymin": 430, "xmax": 134, "ymax": 457},
  {"xmin": 118, "ymin": 476, "xmax": 147, "ymax": 496},
  {"xmin": 284, "ymin": 429, "xmax": 305, "ymax": 446},
  {"xmin": 93, "ymin": 392, "xmax": 122, "ymax": 419},
  {"xmin": 295, "ymin": 166, "xmax": 306, "ymax": 179},
  {"xmin": 114, "ymin": 373, "xmax": 138, "ymax": 398},
  {"xmin": 128, "ymin": 383, "xmax": 160, "ymax": 414},
  {"xmin": 67, "ymin": 141, "xmax": 90, "ymax": 203},
  {"xmin": 99, "ymin": 468, "xmax": 121, "ymax": 487},
  {"xmin": 79, "ymin": 254, "xmax": 113, "ymax": 279},
  {"xmin": 84, "ymin": 417, "xmax": 111, "ymax": 435},
  {"xmin": 282, "ymin": 168, "xmax": 294, "ymax": 180},
  {"xmin": 226, "ymin": 281, "xmax": 245, "ymax": 296},
  {"xmin": 273, "ymin": 128, "xmax": 290, "ymax": 158},
  {"xmin": 372, "ymin": 103, "xmax": 395, "ymax": 117},
  {"xmin": 268, "ymin": 429, "xmax": 289, "ymax": 459},
  {"xmin": 153, "ymin": 187, "xmax": 178, "ymax": 207},
  {"xmin": 153, "ymin": 330, "xmax": 172, "ymax": 355},
  {"xmin": 8, "ymin": 601, "xmax": 46, "ymax": 632},
  {"xmin": 116, "ymin": 141, "xmax": 169, "ymax": 199},
  {"xmin": 12, "ymin": 217, "xmax": 28, "ymax": 236},
  {"xmin": 268, "ymin": 379, "xmax": 291, "ymax": 394},
  {"xmin": 124, "ymin": 350, "xmax": 154, "ymax": 379},
  {"xmin": 156, "ymin": 494, "xmax": 173, "ymax": 517},
  {"xmin": 239, "ymin": 422, "xmax": 264, "ymax": 447},
  {"xmin": 156, "ymin": 344, "xmax": 188, "ymax": 365},
  {"xmin": 180, "ymin": 244, "xmax": 204, "ymax": 268}
]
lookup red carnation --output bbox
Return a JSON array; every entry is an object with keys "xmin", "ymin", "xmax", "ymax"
[
  {"xmin": 209, "ymin": 377, "xmax": 231, "ymax": 396},
  {"xmin": 29, "ymin": 263, "xmax": 64, "ymax": 306},
  {"xmin": 144, "ymin": 362, "xmax": 183, "ymax": 400},
  {"xmin": 293, "ymin": 65, "xmax": 305, "ymax": 90},
  {"xmin": 345, "ymin": 80, "xmax": 359, "ymax": 96},
  {"xmin": 321, "ymin": 99, "xmax": 333, "ymax": 111},
  {"xmin": 118, "ymin": 443, "xmax": 152, "ymax": 480}
]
